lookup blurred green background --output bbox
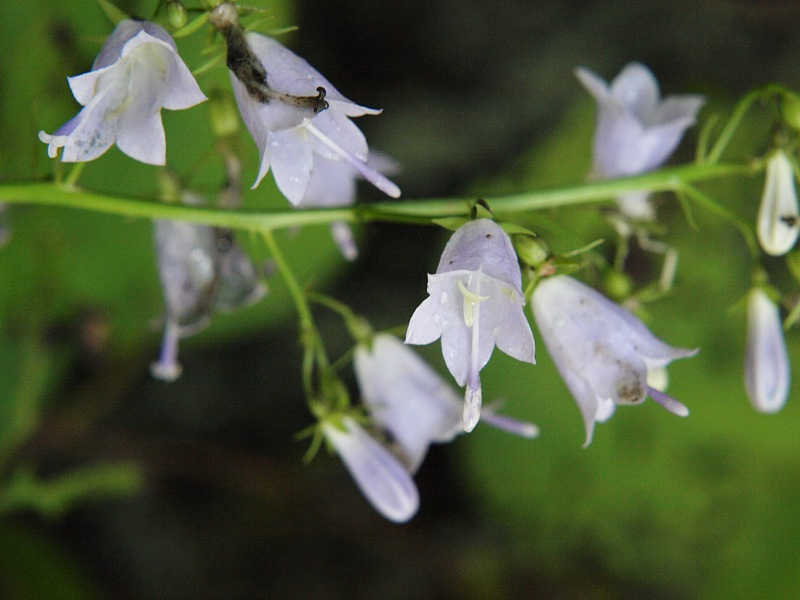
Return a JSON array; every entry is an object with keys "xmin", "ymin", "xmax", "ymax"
[{"xmin": 2, "ymin": 0, "xmax": 800, "ymax": 598}]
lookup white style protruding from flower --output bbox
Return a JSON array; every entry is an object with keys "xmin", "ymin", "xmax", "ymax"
[
  {"xmin": 405, "ymin": 219, "xmax": 536, "ymax": 432},
  {"xmin": 39, "ymin": 20, "xmax": 206, "ymax": 165},
  {"xmin": 228, "ymin": 33, "xmax": 400, "ymax": 204},
  {"xmin": 355, "ymin": 334, "xmax": 538, "ymax": 473},
  {"xmin": 576, "ymin": 63, "xmax": 704, "ymax": 220},
  {"xmin": 756, "ymin": 150, "xmax": 799, "ymax": 256},
  {"xmin": 531, "ymin": 275, "xmax": 696, "ymax": 445},
  {"xmin": 745, "ymin": 288, "xmax": 790, "ymax": 413},
  {"xmin": 322, "ymin": 416, "xmax": 419, "ymax": 523}
]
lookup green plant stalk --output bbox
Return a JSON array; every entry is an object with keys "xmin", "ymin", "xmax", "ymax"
[
  {"xmin": 0, "ymin": 162, "xmax": 755, "ymax": 231},
  {"xmin": 261, "ymin": 230, "xmax": 328, "ymax": 399}
]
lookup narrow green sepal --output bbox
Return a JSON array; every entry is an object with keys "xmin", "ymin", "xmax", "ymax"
[
  {"xmin": 500, "ymin": 222, "xmax": 537, "ymax": 236},
  {"xmin": 97, "ymin": 0, "xmax": 129, "ymax": 24},
  {"xmin": 172, "ymin": 11, "xmax": 210, "ymax": 38}
]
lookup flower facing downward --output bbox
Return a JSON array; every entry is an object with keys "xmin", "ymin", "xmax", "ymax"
[
  {"xmin": 151, "ymin": 216, "xmax": 266, "ymax": 381},
  {"xmin": 405, "ymin": 220, "xmax": 536, "ymax": 432},
  {"xmin": 223, "ymin": 30, "xmax": 400, "ymax": 204},
  {"xmin": 322, "ymin": 416, "xmax": 419, "ymax": 523},
  {"xmin": 531, "ymin": 275, "xmax": 696, "ymax": 445},
  {"xmin": 39, "ymin": 20, "xmax": 206, "ymax": 165},
  {"xmin": 355, "ymin": 334, "xmax": 538, "ymax": 473},
  {"xmin": 745, "ymin": 288, "xmax": 790, "ymax": 413},
  {"xmin": 575, "ymin": 63, "xmax": 704, "ymax": 219},
  {"xmin": 756, "ymin": 150, "xmax": 799, "ymax": 256}
]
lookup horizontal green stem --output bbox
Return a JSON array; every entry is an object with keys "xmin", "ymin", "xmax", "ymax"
[{"xmin": 0, "ymin": 162, "xmax": 755, "ymax": 231}]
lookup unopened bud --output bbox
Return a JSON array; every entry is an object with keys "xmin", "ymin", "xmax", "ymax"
[
  {"xmin": 514, "ymin": 235, "xmax": 549, "ymax": 268},
  {"xmin": 603, "ymin": 269, "xmax": 633, "ymax": 301},
  {"xmin": 166, "ymin": 1, "xmax": 188, "ymax": 30}
]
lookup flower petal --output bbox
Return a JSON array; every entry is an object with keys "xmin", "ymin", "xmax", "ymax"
[
  {"xmin": 323, "ymin": 418, "xmax": 419, "ymax": 523},
  {"xmin": 745, "ymin": 288, "xmax": 790, "ymax": 413}
]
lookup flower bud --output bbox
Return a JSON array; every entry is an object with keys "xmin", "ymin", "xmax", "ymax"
[
  {"xmin": 744, "ymin": 288, "xmax": 790, "ymax": 413},
  {"xmin": 757, "ymin": 150, "xmax": 799, "ymax": 256},
  {"xmin": 166, "ymin": 1, "xmax": 188, "ymax": 30},
  {"xmin": 514, "ymin": 235, "xmax": 549, "ymax": 268}
]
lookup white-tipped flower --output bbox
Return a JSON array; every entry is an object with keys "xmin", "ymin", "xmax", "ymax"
[
  {"xmin": 756, "ymin": 150, "xmax": 799, "ymax": 256},
  {"xmin": 576, "ymin": 63, "xmax": 704, "ymax": 219},
  {"xmin": 39, "ymin": 20, "xmax": 206, "ymax": 165},
  {"xmin": 745, "ymin": 288, "xmax": 790, "ymax": 413},
  {"xmin": 228, "ymin": 33, "xmax": 400, "ymax": 203},
  {"xmin": 405, "ymin": 219, "xmax": 536, "ymax": 432},
  {"xmin": 322, "ymin": 416, "xmax": 419, "ymax": 523},
  {"xmin": 531, "ymin": 275, "xmax": 696, "ymax": 445},
  {"xmin": 355, "ymin": 333, "xmax": 537, "ymax": 473},
  {"xmin": 151, "ymin": 218, "xmax": 266, "ymax": 381}
]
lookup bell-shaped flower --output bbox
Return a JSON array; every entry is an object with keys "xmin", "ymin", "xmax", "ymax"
[
  {"xmin": 151, "ymin": 216, "xmax": 266, "ymax": 381},
  {"xmin": 355, "ymin": 333, "xmax": 537, "ymax": 473},
  {"xmin": 756, "ymin": 150, "xmax": 799, "ymax": 256},
  {"xmin": 531, "ymin": 275, "xmax": 696, "ymax": 446},
  {"xmin": 39, "ymin": 20, "xmax": 206, "ymax": 165},
  {"xmin": 226, "ymin": 32, "xmax": 400, "ymax": 204},
  {"xmin": 322, "ymin": 416, "xmax": 419, "ymax": 523},
  {"xmin": 744, "ymin": 288, "xmax": 790, "ymax": 413},
  {"xmin": 575, "ymin": 63, "xmax": 704, "ymax": 219},
  {"xmin": 405, "ymin": 219, "xmax": 536, "ymax": 432}
]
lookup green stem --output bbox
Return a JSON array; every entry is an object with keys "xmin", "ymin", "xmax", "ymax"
[
  {"xmin": 261, "ymin": 230, "xmax": 327, "ymax": 398},
  {"xmin": 0, "ymin": 162, "xmax": 755, "ymax": 231},
  {"xmin": 705, "ymin": 84, "xmax": 789, "ymax": 164}
]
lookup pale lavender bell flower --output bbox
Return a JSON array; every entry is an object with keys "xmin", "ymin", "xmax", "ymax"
[
  {"xmin": 744, "ymin": 288, "xmax": 790, "ymax": 413},
  {"xmin": 39, "ymin": 20, "xmax": 206, "ymax": 165},
  {"xmin": 405, "ymin": 219, "xmax": 536, "ymax": 432},
  {"xmin": 355, "ymin": 333, "xmax": 537, "ymax": 473},
  {"xmin": 756, "ymin": 150, "xmax": 799, "ymax": 256},
  {"xmin": 225, "ymin": 31, "xmax": 400, "ymax": 204},
  {"xmin": 575, "ymin": 63, "xmax": 704, "ymax": 220},
  {"xmin": 322, "ymin": 416, "xmax": 419, "ymax": 523},
  {"xmin": 151, "ymin": 212, "xmax": 266, "ymax": 381},
  {"xmin": 531, "ymin": 275, "xmax": 696, "ymax": 446}
]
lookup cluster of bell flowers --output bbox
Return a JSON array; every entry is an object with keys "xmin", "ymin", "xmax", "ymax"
[
  {"xmin": 316, "ymin": 217, "xmax": 696, "ymax": 521},
  {"xmin": 323, "ymin": 332, "xmax": 539, "ymax": 522},
  {"xmin": 38, "ymin": 7, "xmax": 404, "ymax": 377},
  {"xmin": 578, "ymin": 63, "xmax": 799, "ymax": 418},
  {"xmin": 38, "ymin": 5, "xmax": 400, "ymax": 260},
  {"xmin": 405, "ymin": 219, "xmax": 695, "ymax": 446}
]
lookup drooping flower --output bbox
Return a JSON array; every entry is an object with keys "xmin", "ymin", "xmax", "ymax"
[
  {"xmin": 217, "ymin": 20, "xmax": 400, "ymax": 204},
  {"xmin": 150, "ymin": 213, "xmax": 266, "ymax": 381},
  {"xmin": 405, "ymin": 219, "xmax": 536, "ymax": 432},
  {"xmin": 531, "ymin": 275, "xmax": 696, "ymax": 445},
  {"xmin": 39, "ymin": 20, "xmax": 206, "ymax": 165},
  {"xmin": 756, "ymin": 150, "xmax": 799, "ymax": 256},
  {"xmin": 744, "ymin": 288, "xmax": 790, "ymax": 413},
  {"xmin": 575, "ymin": 63, "xmax": 704, "ymax": 219},
  {"xmin": 321, "ymin": 416, "xmax": 419, "ymax": 523},
  {"xmin": 355, "ymin": 333, "xmax": 537, "ymax": 473}
]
